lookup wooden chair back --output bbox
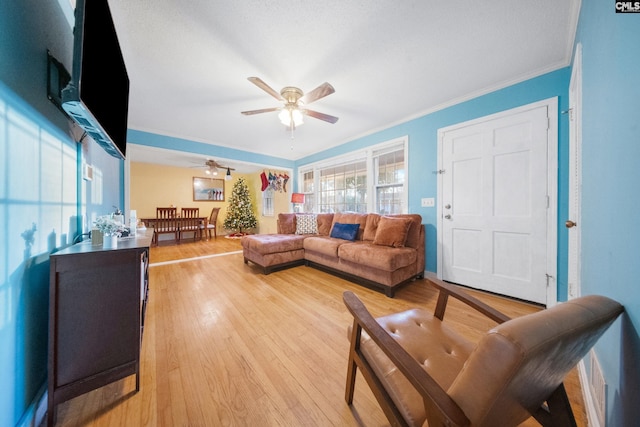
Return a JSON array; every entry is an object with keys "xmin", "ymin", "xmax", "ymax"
[
  {"xmin": 180, "ymin": 207, "xmax": 201, "ymax": 241},
  {"xmin": 202, "ymin": 207, "xmax": 220, "ymax": 238},
  {"xmin": 181, "ymin": 207, "xmax": 200, "ymax": 219},
  {"xmin": 156, "ymin": 207, "xmax": 177, "ymax": 219},
  {"xmin": 153, "ymin": 207, "xmax": 178, "ymax": 244}
]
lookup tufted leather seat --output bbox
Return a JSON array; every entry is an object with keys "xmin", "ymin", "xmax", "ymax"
[{"xmin": 344, "ymin": 274, "xmax": 624, "ymax": 427}]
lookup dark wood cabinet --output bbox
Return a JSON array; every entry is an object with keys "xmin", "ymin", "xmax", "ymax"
[{"xmin": 47, "ymin": 231, "xmax": 152, "ymax": 426}]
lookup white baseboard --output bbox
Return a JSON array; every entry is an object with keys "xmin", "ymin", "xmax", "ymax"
[{"xmin": 577, "ymin": 359, "xmax": 602, "ymax": 427}]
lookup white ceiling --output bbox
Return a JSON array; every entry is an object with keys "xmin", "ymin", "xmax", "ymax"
[{"xmin": 111, "ymin": 0, "xmax": 580, "ymax": 172}]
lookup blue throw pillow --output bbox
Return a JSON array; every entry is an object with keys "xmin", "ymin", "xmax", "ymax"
[{"xmin": 330, "ymin": 222, "xmax": 360, "ymax": 241}]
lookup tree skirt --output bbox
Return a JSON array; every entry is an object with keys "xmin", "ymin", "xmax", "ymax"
[{"xmin": 225, "ymin": 232, "xmax": 249, "ymax": 239}]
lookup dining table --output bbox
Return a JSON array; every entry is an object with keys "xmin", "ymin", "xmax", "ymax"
[{"xmin": 140, "ymin": 216, "xmax": 208, "ymax": 244}]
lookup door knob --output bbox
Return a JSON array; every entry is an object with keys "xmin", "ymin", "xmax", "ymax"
[
  {"xmin": 444, "ymin": 204, "xmax": 451, "ymax": 209},
  {"xmin": 444, "ymin": 214, "xmax": 452, "ymax": 220},
  {"xmin": 565, "ymin": 220, "xmax": 577, "ymax": 228}
]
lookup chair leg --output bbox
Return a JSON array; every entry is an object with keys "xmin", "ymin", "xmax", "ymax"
[
  {"xmin": 532, "ymin": 383, "xmax": 577, "ymax": 427},
  {"xmin": 345, "ymin": 321, "xmax": 361, "ymax": 404}
]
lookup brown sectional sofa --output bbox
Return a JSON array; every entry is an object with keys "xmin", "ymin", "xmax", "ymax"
[{"xmin": 241, "ymin": 212, "xmax": 425, "ymax": 297}]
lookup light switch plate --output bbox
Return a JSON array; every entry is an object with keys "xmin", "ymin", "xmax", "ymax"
[{"xmin": 421, "ymin": 197, "xmax": 435, "ymax": 207}]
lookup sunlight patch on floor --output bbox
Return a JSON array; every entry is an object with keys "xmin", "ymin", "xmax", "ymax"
[{"xmin": 149, "ymin": 250, "xmax": 243, "ymax": 267}]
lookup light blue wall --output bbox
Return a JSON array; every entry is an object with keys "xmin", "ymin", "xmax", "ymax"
[
  {"xmin": 574, "ymin": 1, "xmax": 640, "ymax": 424},
  {"xmin": 0, "ymin": 1, "xmax": 125, "ymax": 426},
  {"xmin": 296, "ymin": 69, "xmax": 571, "ymax": 295}
]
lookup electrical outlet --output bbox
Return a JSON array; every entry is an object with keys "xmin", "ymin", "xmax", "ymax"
[{"xmin": 421, "ymin": 198, "xmax": 435, "ymax": 207}]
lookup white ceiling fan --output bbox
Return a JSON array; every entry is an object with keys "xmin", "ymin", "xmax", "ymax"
[{"xmin": 241, "ymin": 77, "xmax": 339, "ymax": 131}]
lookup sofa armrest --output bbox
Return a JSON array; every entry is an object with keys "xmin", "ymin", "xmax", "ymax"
[{"xmin": 425, "ymin": 273, "xmax": 511, "ymax": 324}]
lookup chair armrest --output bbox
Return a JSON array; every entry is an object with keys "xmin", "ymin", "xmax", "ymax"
[
  {"xmin": 425, "ymin": 273, "xmax": 511, "ymax": 324},
  {"xmin": 343, "ymin": 291, "xmax": 470, "ymax": 427}
]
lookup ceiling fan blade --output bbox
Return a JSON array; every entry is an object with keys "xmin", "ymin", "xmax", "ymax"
[
  {"xmin": 208, "ymin": 159, "xmax": 236, "ymax": 171},
  {"xmin": 303, "ymin": 109, "xmax": 339, "ymax": 124},
  {"xmin": 247, "ymin": 77, "xmax": 284, "ymax": 101},
  {"xmin": 241, "ymin": 107, "xmax": 280, "ymax": 115},
  {"xmin": 300, "ymin": 82, "xmax": 335, "ymax": 105}
]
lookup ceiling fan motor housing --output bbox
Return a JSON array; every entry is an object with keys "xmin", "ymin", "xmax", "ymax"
[{"xmin": 280, "ymin": 87, "xmax": 304, "ymax": 105}]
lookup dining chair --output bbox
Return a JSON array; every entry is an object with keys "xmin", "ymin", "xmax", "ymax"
[
  {"xmin": 153, "ymin": 207, "xmax": 178, "ymax": 245},
  {"xmin": 200, "ymin": 207, "xmax": 220, "ymax": 239},
  {"xmin": 154, "ymin": 207, "xmax": 178, "ymax": 245},
  {"xmin": 343, "ymin": 275, "xmax": 624, "ymax": 427},
  {"xmin": 179, "ymin": 207, "xmax": 201, "ymax": 242}
]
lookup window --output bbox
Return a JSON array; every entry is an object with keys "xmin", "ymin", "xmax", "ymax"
[
  {"xmin": 298, "ymin": 136, "xmax": 407, "ymax": 214},
  {"xmin": 373, "ymin": 147, "xmax": 405, "ymax": 214},
  {"xmin": 318, "ymin": 161, "xmax": 367, "ymax": 213},
  {"xmin": 262, "ymin": 188, "xmax": 274, "ymax": 216},
  {"xmin": 300, "ymin": 170, "xmax": 314, "ymax": 213}
]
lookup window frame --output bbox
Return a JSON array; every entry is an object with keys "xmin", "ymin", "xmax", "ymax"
[{"xmin": 297, "ymin": 136, "xmax": 408, "ymax": 214}]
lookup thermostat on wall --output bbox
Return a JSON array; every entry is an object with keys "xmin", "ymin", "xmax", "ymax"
[{"xmin": 83, "ymin": 163, "xmax": 93, "ymax": 181}]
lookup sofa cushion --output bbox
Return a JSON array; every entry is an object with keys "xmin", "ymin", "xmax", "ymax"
[
  {"xmin": 339, "ymin": 242, "xmax": 417, "ymax": 271},
  {"xmin": 241, "ymin": 234, "xmax": 306, "ymax": 255},
  {"xmin": 278, "ymin": 213, "xmax": 296, "ymax": 234},
  {"xmin": 303, "ymin": 236, "xmax": 345, "ymax": 258},
  {"xmin": 373, "ymin": 216, "xmax": 413, "ymax": 248},
  {"xmin": 331, "ymin": 212, "xmax": 368, "ymax": 240},
  {"xmin": 316, "ymin": 213, "xmax": 334, "ymax": 235},
  {"xmin": 363, "ymin": 213, "xmax": 381, "ymax": 241},
  {"xmin": 330, "ymin": 222, "xmax": 360, "ymax": 241},
  {"xmin": 352, "ymin": 309, "xmax": 474, "ymax": 427},
  {"xmin": 295, "ymin": 214, "xmax": 318, "ymax": 234}
]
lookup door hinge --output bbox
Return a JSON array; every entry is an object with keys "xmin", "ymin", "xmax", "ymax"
[
  {"xmin": 545, "ymin": 273, "xmax": 554, "ymax": 287},
  {"xmin": 433, "ymin": 169, "xmax": 446, "ymax": 175}
]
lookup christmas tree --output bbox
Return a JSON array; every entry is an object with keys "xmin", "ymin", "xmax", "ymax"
[{"xmin": 223, "ymin": 177, "xmax": 257, "ymax": 236}]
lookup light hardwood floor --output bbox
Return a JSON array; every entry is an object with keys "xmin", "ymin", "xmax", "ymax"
[{"xmin": 51, "ymin": 237, "xmax": 586, "ymax": 426}]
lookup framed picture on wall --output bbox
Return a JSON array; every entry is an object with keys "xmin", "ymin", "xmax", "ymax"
[{"xmin": 193, "ymin": 177, "xmax": 225, "ymax": 201}]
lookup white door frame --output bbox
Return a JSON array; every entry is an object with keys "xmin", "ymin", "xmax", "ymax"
[
  {"xmin": 567, "ymin": 43, "xmax": 583, "ymax": 300},
  {"xmin": 436, "ymin": 98, "xmax": 558, "ymax": 306}
]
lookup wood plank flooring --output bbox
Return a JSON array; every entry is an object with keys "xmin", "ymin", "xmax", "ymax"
[{"xmin": 50, "ymin": 237, "xmax": 586, "ymax": 426}]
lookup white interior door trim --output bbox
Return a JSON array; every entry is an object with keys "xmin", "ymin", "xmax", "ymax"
[
  {"xmin": 436, "ymin": 97, "xmax": 558, "ymax": 306},
  {"xmin": 568, "ymin": 43, "xmax": 583, "ymax": 300}
]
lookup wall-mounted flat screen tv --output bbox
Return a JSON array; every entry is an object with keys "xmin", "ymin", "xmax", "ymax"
[{"xmin": 62, "ymin": 0, "xmax": 129, "ymax": 159}]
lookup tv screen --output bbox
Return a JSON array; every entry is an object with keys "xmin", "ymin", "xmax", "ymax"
[{"xmin": 62, "ymin": 0, "xmax": 129, "ymax": 159}]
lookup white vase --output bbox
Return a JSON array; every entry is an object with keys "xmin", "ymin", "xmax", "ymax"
[{"xmin": 103, "ymin": 234, "xmax": 118, "ymax": 249}]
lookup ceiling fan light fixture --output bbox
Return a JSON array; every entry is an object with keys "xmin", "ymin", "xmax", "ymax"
[
  {"xmin": 279, "ymin": 107, "xmax": 304, "ymax": 128},
  {"xmin": 292, "ymin": 108, "xmax": 304, "ymax": 126}
]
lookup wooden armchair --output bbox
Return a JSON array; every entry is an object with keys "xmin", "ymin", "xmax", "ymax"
[
  {"xmin": 179, "ymin": 207, "xmax": 201, "ymax": 241},
  {"xmin": 343, "ymin": 275, "xmax": 624, "ymax": 427},
  {"xmin": 153, "ymin": 207, "xmax": 178, "ymax": 245}
]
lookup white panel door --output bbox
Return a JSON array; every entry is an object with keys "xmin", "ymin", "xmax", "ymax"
[{"xmin": 439, "ymin": 104, "xmax": 553, "ymax": 304}]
